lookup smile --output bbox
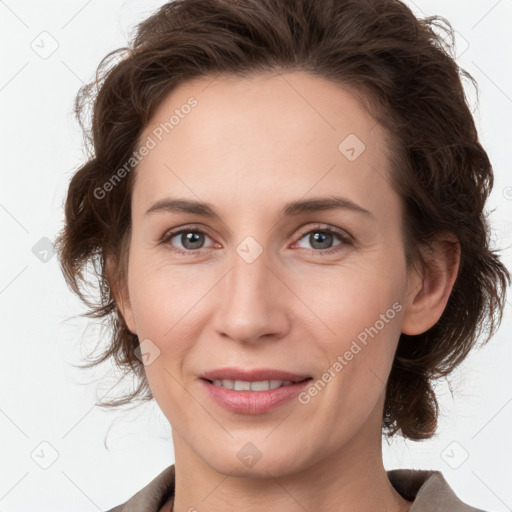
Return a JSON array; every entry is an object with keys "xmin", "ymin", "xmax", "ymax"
[{"xmin": 209, "ymin": 379, "xmax": 295, "ymax": 391}]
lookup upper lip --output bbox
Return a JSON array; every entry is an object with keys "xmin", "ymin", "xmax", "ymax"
[{"xmin": 200, "ymin": 367, "xmax": 312, "ymax": 383}]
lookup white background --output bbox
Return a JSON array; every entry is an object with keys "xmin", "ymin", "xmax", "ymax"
[{"xmin": 1, "ymin": 0, "xmax": 511, "ymax": 510}]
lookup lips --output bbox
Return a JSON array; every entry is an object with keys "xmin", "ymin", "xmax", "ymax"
[
  {"xmin": 200, "ymin": 375, "xmax": 313, "ymax": 414},
  {"xmin": 200, "ymin": 367, "xmax": 311, "ymax": 383}
]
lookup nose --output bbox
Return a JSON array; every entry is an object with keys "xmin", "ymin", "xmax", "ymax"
[{"xmin": 211, "ymin": 243, "xmax": 291, "ymax": 345}]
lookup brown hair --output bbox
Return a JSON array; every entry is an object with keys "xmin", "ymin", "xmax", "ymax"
[{"xmin": 55, "ymin": 0, "xmax": 510, "ymax": 440}]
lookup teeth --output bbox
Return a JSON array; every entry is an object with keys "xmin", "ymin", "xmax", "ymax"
[
  {"xmin": 211, "ymin": 379, "xmax": 293, "ymax": 391},
  {"xmin": 234, "ymin": 380, "xmax": 251, "ymax": 391}
]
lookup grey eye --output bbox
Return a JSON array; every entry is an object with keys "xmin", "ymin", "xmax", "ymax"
[
  {"xmin": 170, "ymin": 230, "xmax": 211, "ymax": 250},
  {"xmin": 296, "ymin": 230, "xmax": 343, "ymax": 251}
]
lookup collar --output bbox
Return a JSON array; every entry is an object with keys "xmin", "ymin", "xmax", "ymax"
[{"xmin": 106, "ymin": 465, "xmax": 485, "ymax": 512}]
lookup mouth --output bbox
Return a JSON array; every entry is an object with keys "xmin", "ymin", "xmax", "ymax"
[
  {"xmin": 200, "ymin": 377, "xmax": 313, "ymax": 415},
  {"xmin": 200, "ymin": 367, "xmax": 313, "ymax": 388},
  {"xmin": 202, "ymin": 377, "xmax": 312, "ymax": 391},
  {"xmin": 198, "ymin": 368, "xmax": 314, "ymax": 414}
]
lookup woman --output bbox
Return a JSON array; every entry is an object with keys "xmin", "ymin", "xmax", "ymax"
[{"xmin": 55, "ymin": 0, "xmax": 510, "ymax": 510}]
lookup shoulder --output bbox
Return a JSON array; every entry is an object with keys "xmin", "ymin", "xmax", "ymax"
[
  {"xmin": 387, "ymin": 468, "xmax": 493, "ymax": 512},
  {"xmin": 105, "ymin": 465, "xmax": 175, "ymax": 512}
]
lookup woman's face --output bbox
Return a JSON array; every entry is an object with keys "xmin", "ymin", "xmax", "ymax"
[{"xmin": 119, "ymin": 71, "xmax": 421, "ymax": 477}]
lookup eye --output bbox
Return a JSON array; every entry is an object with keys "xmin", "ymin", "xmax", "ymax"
[
  {"xmin": 160, "ymin": 223, "xmax": 352, "ymax": 257},
  {"xmin": 293, "ymin": 224, "xmax": 352, "ymax": 255},
  {"xmin": 160, "ymin": 225, "xmax": 217, "ymax": 255}
]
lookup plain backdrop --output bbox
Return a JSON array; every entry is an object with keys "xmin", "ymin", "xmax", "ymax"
[{"xmin": 1, "ymin": 0, "xmax": 511, "ymax": 510}]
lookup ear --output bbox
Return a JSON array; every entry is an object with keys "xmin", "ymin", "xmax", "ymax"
[
  {"xmin": 401, "ymin": 233, "xmax": 461, "ymax": 336},
  {"xmin": 106, "ymin": 254, "xmax": 137, "ymax": 335}
]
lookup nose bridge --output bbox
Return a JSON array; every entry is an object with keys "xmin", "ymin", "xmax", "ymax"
[
  {"xmin": 230, "ymin": 240, "xmax": 269, "ymax": 304},
  {"xmin": 212, "ymin": 237, "xmax": 289, "ymax": 343}
]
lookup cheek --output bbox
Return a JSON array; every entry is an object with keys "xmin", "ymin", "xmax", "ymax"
[
  {"xmin": 128, "ymin": 249, "xmax": 208, "ymax": 336},
  {"xmin": 300, "ymin": 252, "xmax": 406, "ymax": 401},
  {"xmin": 298, "ymin": 251, "xmax": 405, "ymax": 345},
  {"xmin": 301, "ymin": 290, "xmax": 404, "ymax": 440},
  {"xmin": 126, "ymin": 252, "xmax": 215, "ymax": 397},
  {"xmin": 128, "ymin": 272, "xmax": 196, "ymax": 423}
]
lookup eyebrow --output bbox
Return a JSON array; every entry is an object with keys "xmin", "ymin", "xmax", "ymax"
[{"xmin": 145, "ymin": 196, "xmax": 374, "ymax": 219}]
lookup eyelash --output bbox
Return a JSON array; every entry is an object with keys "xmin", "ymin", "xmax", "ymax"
[{"xmin": 159, "ymin": 223, "xmax": 352, "ymax": 257}]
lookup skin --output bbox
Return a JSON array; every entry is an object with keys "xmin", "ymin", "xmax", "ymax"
[{"xmin": 114, "ymin": 71, "xmax": 460, "ymax": 512}]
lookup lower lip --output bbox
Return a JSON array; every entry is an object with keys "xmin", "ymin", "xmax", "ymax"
[{"xmin": 200, "ymin": 378, "xmax": 312, "ymax": 414}]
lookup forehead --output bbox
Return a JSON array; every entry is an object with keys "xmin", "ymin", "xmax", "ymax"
[{"xmin": 133, "ymin": 71, "xmax": 396, "ymax": 219}]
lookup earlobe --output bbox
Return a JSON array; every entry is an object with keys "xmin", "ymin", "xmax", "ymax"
[
  {"xmin": 401, "ymin": 234, "xmax": 460, "ymax": 336},
  {"xmin": 116, "ymin": 288, "xmax": 137, "ymax": 335},
  {"xmin": 106, "ymin": 255, "xmax": 137, "ymax": 335}
]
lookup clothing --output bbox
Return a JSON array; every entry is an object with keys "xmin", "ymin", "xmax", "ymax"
[{"xmin": 105, "ymin": 464, "xmax": 488, "ymax": 511}]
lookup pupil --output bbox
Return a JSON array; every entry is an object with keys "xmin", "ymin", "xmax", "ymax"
[
  {"xmin": 183, "ymin": 232, "xmax": 203, "ymax": 249},
  {"xmin": 311, "ymin": 232, "xmax": 332, "ymax": 250}
]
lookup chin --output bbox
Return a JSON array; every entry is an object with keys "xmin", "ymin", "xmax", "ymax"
[{"xmin": 200, "ymin": 442, "xmax": 305, "ymax": 480}]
